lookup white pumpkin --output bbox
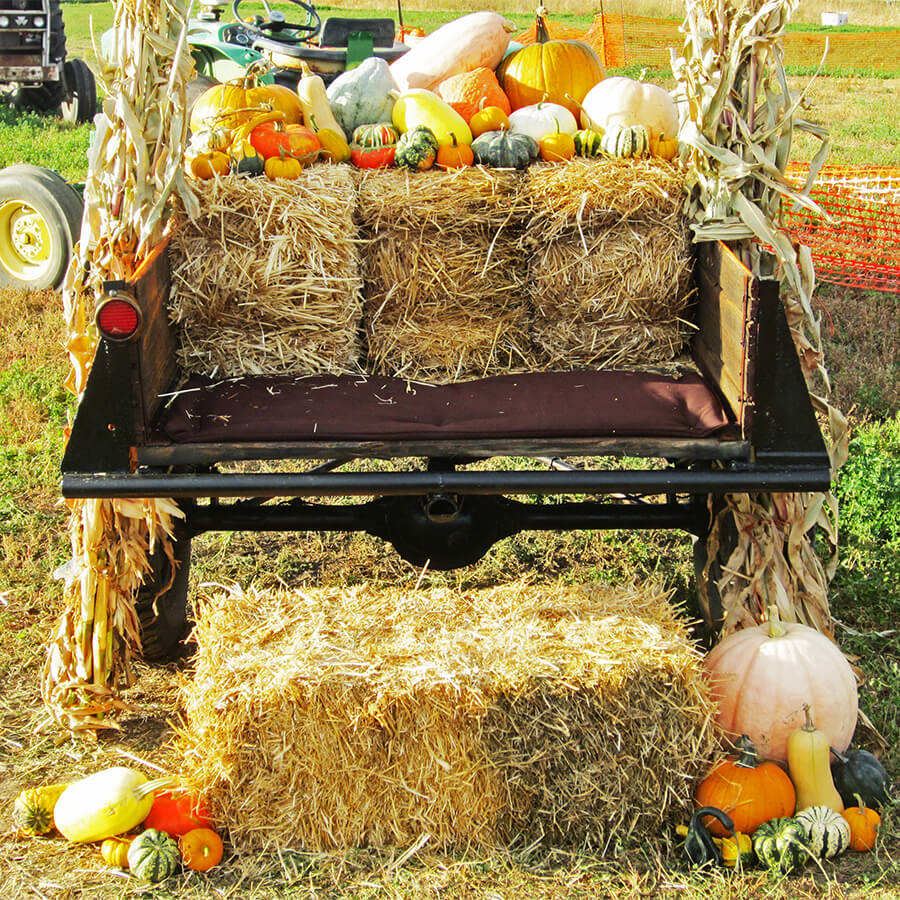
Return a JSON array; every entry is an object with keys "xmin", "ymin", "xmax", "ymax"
[
  {"xmin": 508, "ymin": 102, "xmax": 577, "ymax": 143},
  {"xmin": 579, "ymin": 76, "xmax": 678, "ymax": 141}
]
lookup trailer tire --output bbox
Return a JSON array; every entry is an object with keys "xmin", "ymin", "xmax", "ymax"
[
  {"xmin": 0, "ymin": 169, "xmax": 82, "ymax": 290},
  {"xmin": 60, "ymin": 59, "xmax": 98, "ymax": 124}
]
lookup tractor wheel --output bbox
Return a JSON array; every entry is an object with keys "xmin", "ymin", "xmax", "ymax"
[
  {"xmin": 60, "ymin": 58, "xmax": 98, "ymax": 124},
  {"xmin": 0, "ymin": 168, "xmax": 83, "ymax": 290}
]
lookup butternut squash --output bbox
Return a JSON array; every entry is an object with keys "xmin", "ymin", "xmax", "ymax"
[{"xmin": 787, "ymin": 704, "xmax": 844, "ymax": 813}]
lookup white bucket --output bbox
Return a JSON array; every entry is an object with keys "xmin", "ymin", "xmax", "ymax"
[{"xmin": 820, "ymin": 11, "xmax": 849, "ymax": 26}]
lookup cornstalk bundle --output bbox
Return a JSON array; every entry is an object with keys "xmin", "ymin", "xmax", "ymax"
[
  {"xmin": 672, "ymin": 0, "xmax": 848, "ymax": 635},
  {"xmin": 43, "ymin": 0, "xmax": 196, "ymax": 734}
]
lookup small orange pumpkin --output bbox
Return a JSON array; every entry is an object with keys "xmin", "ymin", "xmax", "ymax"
[
  {"xmin": 650, "ymin": 132, "xmax": 679, "ymax": 160},
  {"xmin": 436, "ymin": 67, "xmax": 511, "ymax": 123},
  {"xmin": 469, "ymin": 103, "xmax": 510, "ymax": 138},
  {"xmin": 841, "ymin": 797, "xmax": 881, "ymax": 851},
  {"xmin": 436, "ymin": 133, "xmax": 474, "ymax": 170},
  {"xmin": 179, "ymin": 826, "xmax": 224, "ymax": 872},
  {"xmin": 694, "ymin": 734, "xmax": 796, "ymax": 837}
]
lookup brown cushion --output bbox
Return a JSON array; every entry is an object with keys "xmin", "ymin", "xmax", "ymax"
[{"xmin": 157, "ymin": 371, "xmax": 731, "ymax": 444}]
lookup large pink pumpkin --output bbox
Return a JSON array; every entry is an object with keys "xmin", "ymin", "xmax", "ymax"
[{"xmin": 703, "ymin": 609, "xmax": 858, "ymax": 762}]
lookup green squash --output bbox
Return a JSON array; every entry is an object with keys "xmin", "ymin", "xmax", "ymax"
[
  {"xmin": 326, "ymin": 57, "xmax": 396, "ymax": 137},
  {"xmin": 831, "ymin": 748, "xmax": 891, "ymax": 810},
  {"xmin": 795, "ymin": 805, "xmax": 851, "ymax": 858},
  {"xmin": 471, "ymin": 129, "xmax": 538, "ymax": 169},
  {"xmin": 601, "ymin": 124, "xmax": 650, "ymax": 158},
  {"xmin": 128, "ymin": 829, "xmax": 180, "ymax": 883},
  {"xmin": 351, "ymin": 122, "xmax": 399, "ymax": 149},
  {"xmin": 573, "ymin": 129, "xmax": 603, "ymax": 157},
  {"xmin": 395, "ymin": 126, "xmax": 439, "ymax": 171},
  {"xmin": 752, "ymin": 817, "xmax": 811, "ymax": 874}
]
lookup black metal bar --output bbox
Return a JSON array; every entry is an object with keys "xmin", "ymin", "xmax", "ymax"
[{"xmin": 62, "ymin": 465, "xmax": 833, "ymax": 500}]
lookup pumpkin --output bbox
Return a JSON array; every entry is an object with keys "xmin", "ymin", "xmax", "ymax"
[
  {"xmin": 573, "ymin": 128, "xmax": 603, "ymax": 157},
  {"xmin": 788, "ymin": 704, "xmax": 844, "ymax": 813},
  {"xmin": 295, "ymin": 61, "xmax": 345, "ymax": 140},
  {"xmin": 831, "ymin": 748, "xmax": 891, "ymax": 810},
  {"xmin": 471, "ymin": 130, "xmax": 538, "ymax": 169},
  {"xmin": 703, "ymin": 605, "xmax": 858, "ymax": 762},
  {"xmin": 250, "ymin": 121, "xmax": 320, "ymax": 162},
  {"xmin": 350, "ymin": 144, "xmax": 396, "ymax": 169},
  {"xmin": 600, "ymin": 124, "xmax": 650, "ymax": 158},
  {"xmin": 391, "ymin": 89, "xmax": 473, "ymax": 148},
  {"xmin": 390, "ymin": 11, "xmax": 515, "ymax": 92},
  {"xmin": 13, "ymin": 783, "xmax": 67, "ymax": 836},
  {"xmin": 189, "ymin": 73, "xmax": 303, "ymax": 133},
  {"xmin": 189, "ymin": 150, "xmax": 231, "ymax": 180},
  {"xmin": 694, "ymin": 734, "xmax": 796, "ymax": 837},
  {"xmin": 436, "ymin": 133, "xmax": 474, "ymax": 170},
  {"xmin": 100, "ymin": 836, "xmax": 131, "ymax": 868},
  {"xmin": 53, "ymin": 767, "xmax": 172, "ymax": 843},
  {"xmin": 436, "ymin": 67, "xmax": 511, "ymax": 123},
  {"xmin": 352, "ymin": 122, "xmax": 400, "ymax": 149},
  {"xmin": 143, "ymin": 788, "xmax": 213, "ymax": 837},
  {"xmin": 795, "ymin": 805, "xmax": 851, "ymax": 858},
  {"xmin": 469, "ymin": 103, "xmax": 510, "ymax": 137},
  {"xmin": 841, "ymin": 797, "xmax": 881, "ymax": 851},
  {"xmin": 265, "ymin": 151, "xmax": 304, "ymax": 180},
  {"xmin": 579, "ymin": 75, "xmax": 678, "ymax": 142},
  {"xmin": 395, "ymin": 126, "xmax": 439, "ymax": 171},
  {"xmin": 496, "ymin": 7, "xmax": 604, "ymax": 118},
  {"xmin": 179, "ymin": 826, "xmax": 224, "ymax": 872},
  {"xmin": 508, "ymin": 101, "xmax": 577, "ymax": 143},
  {"xmin": 650, "ymin": 132, "xmax": 679, "ymax": 160},
  {"xmin": 539, "ymin": 126, "xmax": 576, "ymax": 162},
  {"xmin": 327, "ymin": 57, "xmax": 396, "ymax": 137},
  {"xmin": 752, "ymin": 817, "xmax": 810, "ymax": 875},
  {"xmin": 128, "ymin": 828, "xmax": 180, "ymax": 883}
]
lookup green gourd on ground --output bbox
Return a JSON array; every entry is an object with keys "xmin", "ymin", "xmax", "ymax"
[
  {"xmin": 127, "ymin": 828, "xmax": 180, "ymax": 882},
  {"xmin": 752, "ymin": 817, "xmax": 811, "ymax": 874},
  {"xmin": 795, "ymin": 805, "xmax": 851, "ymax": 858}
]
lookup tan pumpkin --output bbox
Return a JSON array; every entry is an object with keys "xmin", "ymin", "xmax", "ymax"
[
  {"xmin": 435, "ymin": 67, "xmax": 511, "ymax": 123},
  {"xmin": 703, "ymin": 606, "xmax": 858, "ymax": 762},
  {"xmin": 496, "ymin": 7, "xmax": 605, "ymax": 118},
  {"xmin": 578, "ymin": 75, "xmax": 678, "ymax": 141},
  {"xmin": 190, "ymin": 72, "xmax": 304, "ymax": 133}
]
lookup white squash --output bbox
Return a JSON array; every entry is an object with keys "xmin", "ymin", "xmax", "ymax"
[
  {"xmin": 579, "ymin": 76, "xmax": 678, "ymax": 141},
  {"xmin": 390, "ymin": 12, "xmax": 516, "ymax": 92},
  {"xmin": 508, "ymin": 102, "xmax": 577, "ymax": 143}
]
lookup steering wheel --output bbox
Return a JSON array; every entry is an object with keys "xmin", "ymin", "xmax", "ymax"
[{"xmin": 231, "ymin": 0, "xmax": 321, "ymax": 45}]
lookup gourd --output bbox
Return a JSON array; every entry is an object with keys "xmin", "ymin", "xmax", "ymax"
[
  {"xmin": 189, "ymin": 150, "xmax": 231, "ymax": 180},
  {"xmin": 352, "ymin": 123, "xmax": 399, "ymax": 149},
  {"xmin": 600, "ymin": 124, "xmax": 649, "ymax": 158},
  {"xmin": 250, "ymin": 122, "xmax": 321, "ymax": 162},
  {"xmin": 435, "ymin": 67, "xmax": 511, "ymax": 123},
  {"xmin": 315, "ymin": 128, "xmax": 352, "ymax": 164},
  {"xmin": 650, "ymin": 132, "xmax": 679, "ymax": 160},
  {"xmin": 788, "ymin": 704, "xmax": 844, "ymax": 812},
  {"xmin": 326, "ymin": 57, "xmax": 396, "ymax": 137},
  {"xmin": 142, "ymin": 787, "xmax": 213, "ymax": 837},
  {"xmin": 469, "ymin": 103, "xmax": 510, "ymax": 138},
  {"xmin": 681, "ymin": 806, "xmax": 733, "ymax": 868},
  {"xmin": 230, "ymin": 140, "xmax": 266, "ymax": 176},
  {"xmin": 265, "ymin": 151, "xmax": 304, "ymax": 181},
  {"xmin": 831, "ymin": 747, "xmax": 891, "ymax": 809},
  {"xmin": 496, "ymin": 6, "xmax": 605, "ymax": 118},
  {"xmin": 295, "ymin": 61, "xmax": 346, "ymax": 140},
  {"xmin": 841, "ymin": 797, "xmax": 881, "ymax": 851},
  {"xmin": 53, "ymin": 766, "xmax": 172, "ymax": 843},
  {"xmin": 508, "ymin": 102, "xmax": 577, "ymax": 143},
  {"xmin": 13, "ymin": 783, "xmax": 67, "ymax": 835},
  {"xmin": 471, "ymin": 130, "xmax": 539, "ymax": 169},
  {"xmin": 752, "ymin": 817, "xmax": 811, "ymax": 875},
  {"xmin": 579, "ymin": 75, "xmax": 678, "ymax": 142},
  {"xmin": 395, "ymin": 126, "xmax": 439, "ymax": 171},
  {"xmin": 391, "ymin": 89, "xmax": 473, "ymax": 147},
  {"xmin": 436, "ymin": 133, "xmax": 474, "ymax": 170},
  {"xmin": 539, "ymin": 126, "xmax": 576, "ymax": 162},
  {"xmin": 795, "ymin": 805, "xmax": 851, "ymax": 858},
  {"xmin": 350, "ymin": 125, "xmax": 397, "ymax": 169},
  {"xmin": 573, "ymin": 128, "xmax": 603, "ymax": 157},
  {"xmin": 100, "ymin": 836, "xmax": 132, "ymax": 868},
  {"xmin": 190, "ymin": 73, "xmax": 303, "ymax": 133},
  {"xmin": 127, "ymin": 828, "xmax": 180, "ymax": 883},
  {"xmin": 703, "ymin": 605, "xmax": 858, "ymax": 762},
  {"xmin": 179, "ymin": 826, "xmax": 224, "ymax": 872},
  {"xmin": 694, "ymin": 734, "xmax": 796, "ymax": 837},
  {"xmin": 390, "ymin": 11, "xmax": 516, "ymax": 92},
  {"xmin": 717, "ymin": 831, "xmax": 754, "ymax": 869}
]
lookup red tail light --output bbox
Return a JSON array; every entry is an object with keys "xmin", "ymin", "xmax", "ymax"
[{"xmin": 96, "ymin": 295, "xmax": 141, "ymax": 341}]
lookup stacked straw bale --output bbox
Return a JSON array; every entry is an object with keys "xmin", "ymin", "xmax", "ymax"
[
  {"xmin": 521, "ymin": 159, "xmax": 694, "ymax": 369},
  {"xmin": 168, "ymin": 170, "xmax": 363, "ymax": 377},
  {"xmin": 175, "ymin": 580, "xmax": 718, "ymax": 852}
]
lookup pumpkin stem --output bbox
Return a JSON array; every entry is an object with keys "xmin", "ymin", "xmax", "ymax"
[
  {"xmin": 535, "ymin": 6, "xmax": 551, "ymax": 43},
  {"xmin": 766, "ymin": 604, "xmax": 787, "ymax": 638},
  {"xmin": 853, "ymin": 792, "xmax": 867, "ymax": 813},
  {"xmin": 734, "ymin": 734, "xmax": 759, "ymax": 768}
]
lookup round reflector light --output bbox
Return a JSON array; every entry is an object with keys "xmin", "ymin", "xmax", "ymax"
[{"xmin": 96, "ymin": 297, "xmax": 140, "ymax": 340}]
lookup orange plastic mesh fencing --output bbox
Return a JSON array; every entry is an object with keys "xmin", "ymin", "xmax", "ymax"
[{"xmin": 784, "ymin": 164, "xmax": 900, "ymax": 293}]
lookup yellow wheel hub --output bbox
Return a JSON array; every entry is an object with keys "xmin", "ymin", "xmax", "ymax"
[{"xmin": 0, "ymin": 199, "xmax": 55, "ymax": 282}]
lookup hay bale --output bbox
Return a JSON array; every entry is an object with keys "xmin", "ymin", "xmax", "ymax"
[
  {"xmin": 174, "ymin": 580, "xmax": 718, "ymax": 852},
  {"xmin": 168, "ymin": 171, "xmax": 364, "ymax": 377}
]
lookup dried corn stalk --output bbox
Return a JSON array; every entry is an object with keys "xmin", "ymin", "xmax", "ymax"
[
  {"xmin": 43, "ymin": 0, "xmax": 196, "ymax": 734},
  {"xmin": 673, "ymin": 0, "xmax": 848, "ymax": 636}
]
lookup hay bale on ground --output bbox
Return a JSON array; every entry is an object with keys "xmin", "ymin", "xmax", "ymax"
[
  {"xmin": 175, "ymin": 580, "xmax": 718, "ymax": 852},
  {"xmin": 169, "ymin": 171, "xmax": 363, "ymax": 377}
]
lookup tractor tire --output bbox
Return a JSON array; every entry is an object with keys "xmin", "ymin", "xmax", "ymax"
[
  {"xmin": 0, "ymin": 168, "xmax": 83, "ymax": 290},
  {"xmin": 60, "ymin": 58, "xmax": 98, "ymax": 124},
  {"xmin": 135, "ymin": 522, "xmax": 193, "ymax": 662}
]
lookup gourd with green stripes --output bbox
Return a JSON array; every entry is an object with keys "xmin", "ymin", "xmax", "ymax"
[
  {"xmin": 795, "ymin": 805, "xmax": 851, "ymax": 858},
  {"xmin": 600, "ymin": 124, "xmax": 650, "ymax": 158},
  {"xmin": 127, "ymin": 829, "xmax": 180, "ymax": 883}
]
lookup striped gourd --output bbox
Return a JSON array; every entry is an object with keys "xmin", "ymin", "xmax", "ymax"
[
  {"xmin": 796, "ymin": 805, "xmax": 851, "ymax": 858},
  {"xmin": 573, "ymin": 129, "xmax": 603, "ymax": 157},
  {"xmin": 127, "ymin": 829, "xmax": 180, "ymax": 883},
  {"xmin": 601, "ymin": 124, "xmax": 650, "ymax": 158}
]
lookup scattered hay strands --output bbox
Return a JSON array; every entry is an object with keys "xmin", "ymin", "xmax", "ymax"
[{"xmin": 175, "ymin": 580, "xmax": 718, "ymax": 851}]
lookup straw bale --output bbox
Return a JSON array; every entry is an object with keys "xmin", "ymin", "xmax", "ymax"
[
  {"xmin": 168, "ymin": 170, "xmax": 364, "ymax": 377},
  {"xmin": 174, "ymin": 580, "xmax": 718, "ymax": 852},
  {"xmin": 363, "ymin": 226, "xmax": 533, "ymax": 381}
]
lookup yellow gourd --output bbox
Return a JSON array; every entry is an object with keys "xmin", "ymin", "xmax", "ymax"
[
  {"xmin": 391, "ymin": 89, "xmax": 472, "ymax": 147},
  {"xmin": 296, "ymin": 61, "xmax": 346, "ymax": 141},
  {"xmin": 787, "ymin": 704, "xmax": 844, "ymax": 813}
]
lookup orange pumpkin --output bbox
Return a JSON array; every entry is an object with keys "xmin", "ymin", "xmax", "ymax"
[
  {"xmin": 436, "ymin": 133, "xmax": 474, "ymax": 170},
  {"xmin": 469, "ymin": 103, "xmax": 510, "ymax": 138},
  {"xmin": 190, "ymin": 73, "xmax": 304, "ymax": 133},
  {"xmin": 496, "ymin": 8, "xmax": 604, "ymax": 118},
  {"xmin": 694, "ymin": 734, "xmax": 796, "ymax": 837},
  {"xmin": 435, "ymin": 67, "xmax": 511, "ymax": 123},
  {"xmin": 179, "ymin": 827, "xmax": 224, "ymax": 872},
  {"xmin": 841, "ymin": 799, "xmax": 881, "ymax": 851}
]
